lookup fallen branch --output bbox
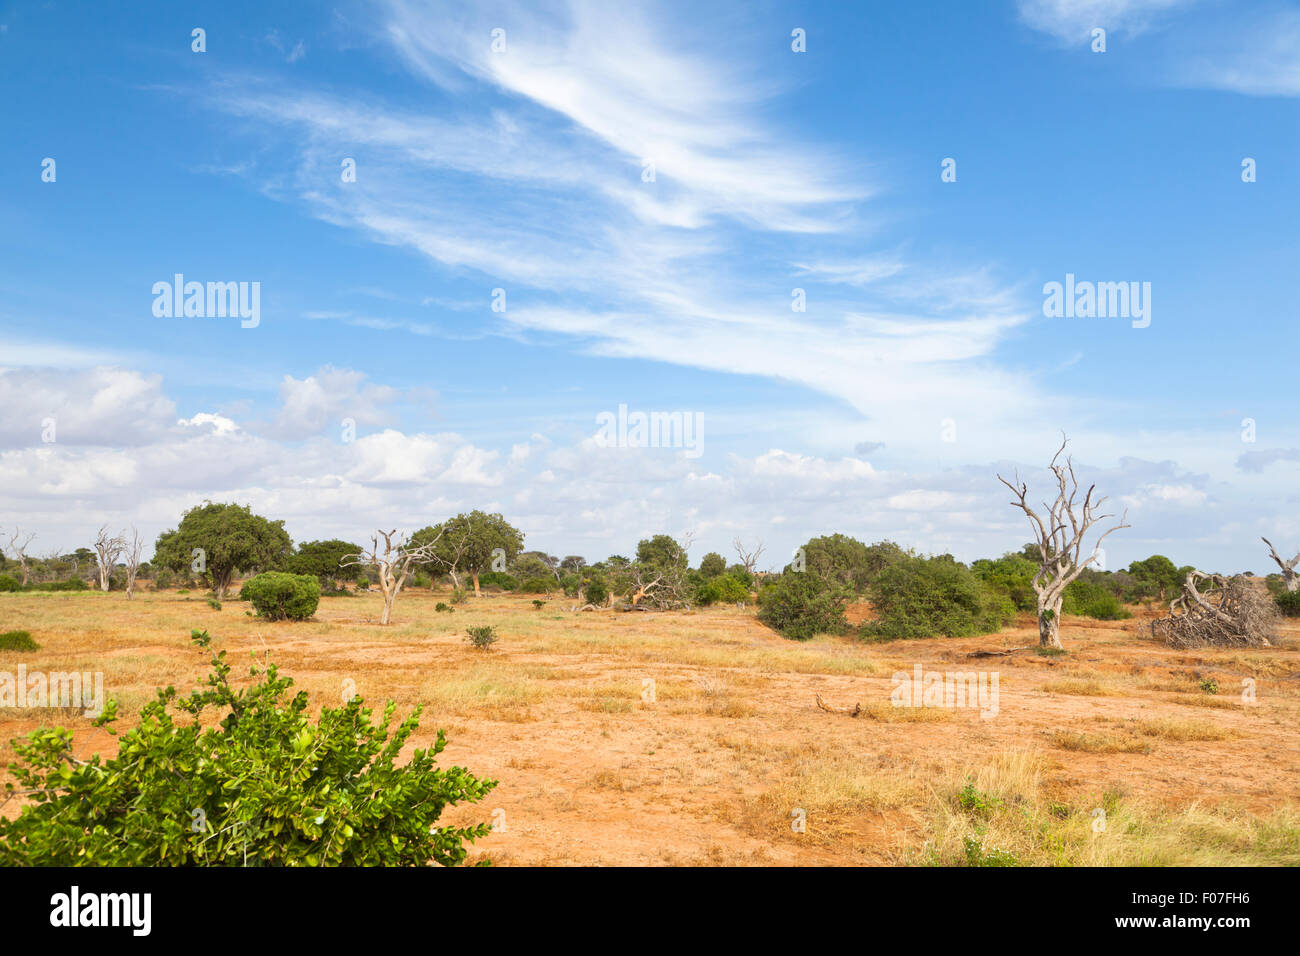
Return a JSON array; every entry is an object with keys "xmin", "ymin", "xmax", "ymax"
[
  {"xmin": 967, "ymin": 646, "xmax": 1031, "ymax": 658},
  {"xmin": 815, "ymin": 694, "xmax": 862, "ymax": 717}
]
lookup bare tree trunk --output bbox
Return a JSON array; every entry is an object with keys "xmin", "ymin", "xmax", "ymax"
[
  {"xmin": 1038, "ymin": 594, "xmax": 1063, "ymax": 648},
  {"xmin": 472, "ymin": 572, "xmax": 481, "ymax": 597}
]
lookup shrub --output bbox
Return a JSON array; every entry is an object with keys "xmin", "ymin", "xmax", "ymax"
[
  {"xmin": 583, "ymin": 578, "xmax": 609, "ymax": 606},
  {"xmin": 1063, "ymin": 577, "xmax": 1131, "ymax": 620},
  {"xmin": 1275, "ymin": 590, "xmax": 1300, "ymax": 617},
  {"xmin": 971, "ymin": 554, "xmax": 1038, "ymax": 611},
  {"xmin": 207, "ymin": 597, "xmax": 222, "ymax": 610},
  {"xmin": 0, "ymin": 630, "xmax": 40, "ymax": 651},
  {"xmin": 451, "ymin": 587, "xmax": 467, "ymax": 605},
  {"xmin": 240, "ymin": 572, "xmax": 321, "ymax": 621},
  {"xmin": 435, "ymin": 602, "xmax": 453, "ymax": 613},
  {"xmin": 862, "ymin": 556, "xmax": 1014, "ymax": 640},
  {"xmin": 465, "ymin": 625, "xmax": 498, "ymax": 650},
  {"xmin": 477, "ymin": 571, "xmax": 518, "ymax": 592},
  {"xmin": 0, "ymin": 574, "xmax": 20, "ymax": 592},
  {"xmin": 517, "ymin": 576, "xmax": 553, "ymax": 594},
  {"xmin": 0, "ymin": 630, "xmax": 495, "ymax": 865},
  {"xmin": 531, "ymin": 599, "xmax": 545, "ymax": 610},
  {"xmin": 20, "ymin": 578, "xmax": 90, "ymax": 592},
  {"xmin": 757, "ymin": 573, "xmax": 849, "ymax": 640},
  {"xmin": 695, "ymin": 573, "xmax": 750, "ymax": 606}
]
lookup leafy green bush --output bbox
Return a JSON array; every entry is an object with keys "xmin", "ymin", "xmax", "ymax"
[
  {"xmin": 584, "ymin": 578, "xmax": 609, "ymax": 606},
  {"xmin": 0, "ymin": 630, "xmax": 495, "ymax": 865},
  {"xmin": 1062, "ymin": 577, "xmax": 1131, "ymax": 620},
  {"xmin": 517, "ymin": 576, "xmax": 553, "ymax": 594},
  {"xmin": 971, "ymin": 553, "xmax": 1038, "ymax": 611},
  {"xmin": 695, "ymin": 573, "xmax": 750, "ymax": 606},
  {"xmin": 531, "ymin": 599, "xmax": 545, "ymax": 610},
  {"xmin": 476, "ymin": 571, "xmax": 518, "ymax": 592},
  {"xmin": 239, "ymin": 572, "xmax": 320, "ymax": 621},
  {"xmin": 0, "ymin": 630, "xmax": 40, "ymax": 651},
  {"xmin": 465, "ymin": 625, "xmax": 498, "ymax": 650},
  {"xmin": 435, "ymin": 602, "xmax": 453, "ymax": 613},
  {"xmin": 757, "ymin": 573, "xmax": 849, "ymax": 640},
  {"xmin": 19, "ymin": 578, "xmax": 90, "ymax": 592},
  {"xmin": 862, "ymin": 556, "xmax": 1013, "ymax": 640},
  {"xmin": 1275, "ymin": 589, "xmax": 1300, "ymax": 617},
  {"xmin": 0, "ymin": 574, "xmax": 20, "ymax": 592}
]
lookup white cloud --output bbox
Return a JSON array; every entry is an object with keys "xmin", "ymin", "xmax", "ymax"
[{"xmin": 1017, "ymin": 0, "xmax": 1194, "ymax": 43}]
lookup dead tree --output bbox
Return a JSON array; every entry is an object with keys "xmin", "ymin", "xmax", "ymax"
[
  {"xmin": 733, "ymin": 537, "xmax": 765, "ymax": 575},
  {"xmin": 626, "ymin": 564, "xmax": 691, "ymax": 608},
  {"xmin": 343, "ymin": 528, "xmax": 444, "ymax": 625},
  {"xmin": 1261, "ymin": 537, "xmax": 1299, "ymax": 592},
  {"xmin": 997, "ymin": 436, "xmax": 1129, "ymax": 649},
  {"xmin": 1152, "ymin": 570, "xmax": 1276, "ymax": 649},
  {"xmin": 4, "ymin": 528, "xmax": 35, "ymax": 586},
  {"xmin": 123, "ymin": 528, "xmax": 144, "ymax": 600},
  {"xmin": 93, "ymin": 525, "xmax": 127, "ymax": 592}
]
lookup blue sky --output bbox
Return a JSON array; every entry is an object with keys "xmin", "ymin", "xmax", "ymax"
[{"xmin": 1, "ymin": 0, "xmax": 1297, "ymax": 571}]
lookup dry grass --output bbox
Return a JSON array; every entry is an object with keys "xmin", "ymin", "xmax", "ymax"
[{"xmin": 2, "ymin": 588, "xmax": 1298, "ymax": 866}]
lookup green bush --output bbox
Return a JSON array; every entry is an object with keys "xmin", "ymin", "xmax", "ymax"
[
  {"xmin": 476, "ymin": 571, "xmax": 518, "ymax": 592},
  {"xmin": 435, "ymin": 602, "xmax": 453, "ymax": 613},
  {"xmin": 465, "ymin": 625, "xmax": 498, "ymax": 650},
  {"xmin": 0, "ymin": 574, "xmax": 20, "ymax": 592},
  {"xmin": 517, "ymin": 576, "xmax": 553, "ymax": 594},
  {"xmin": 20, "ymin": 578, "xmax": 90, "ymax": 593},
  {"xmin": 0, "ymin": 630, "xmax": 495, "ymax": 865},
  {"xmin": 0, "ymin": 630, "xmax": 40, "ymax": 651},
  {"xmin": 757, "ymin": 573, "xmax": 849, "ymax": 640},
  {"xmin": 240, "ymin": 572, "xmax": 320, "ymax": 621},
  {"xmin": 531, "ymin": 599, "xmax": 545, "ymax": 610},
  {"xmin": 1275, "ymin": 589, "xmax": 1300, "ymax": 617},
  {"xmin": 584, "ymin": 578, "xmax": 609, "ymax": 606},
  {"xmin": 862, "ymin": 556, "xmax": 1013, "ymax": 640},
  {"xmin": 1062, "ymin": 577, "xmax": 1131, "ymax": 620},
  {"xmin": 695, "ymin": 573, "xmax": 750, "ymax": 606},
  {"xmin": 207, "ymin": 597, "xmax": 222, "ymax": 611},
  {"xmin": 971, "ymin": 554, "xmax": 1038, "ymax": 611}
]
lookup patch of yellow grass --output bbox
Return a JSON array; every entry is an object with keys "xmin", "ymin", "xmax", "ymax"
[
  {"xmin": 1048, "ymin": 730, "xmax": 1153, "ymax": 754},
  {"xmin": 919, "ymin": 749, "xmax": 1300, "ymax": 866}
]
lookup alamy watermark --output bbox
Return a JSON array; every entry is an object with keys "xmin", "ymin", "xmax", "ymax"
[
  {"xmin": 152, "ymin": 274, "xmax": 260, "ymax": 328},
  {"xmin": 0, "ymin": 666, "xmax": 105, "ymax": 717},
  {"xmin": 891, "ymin": 664, "xmax": 999, "ymax": 719},
  {"xmin": 595, "ymin": 403, "xmax": 703, "ymax": 459},
  {"xmin": 1042, "ymin": 273, "xmax": 1150, "ymax": 328}
]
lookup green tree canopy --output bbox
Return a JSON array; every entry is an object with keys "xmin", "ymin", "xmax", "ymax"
[
  {"xmin": 635, "ymin": 534, "xmax": 688, "ymax": 570},
  {"xmin": 154, "ymin": 502, "xmax": 292, "ymax": 599},
  {"xmin": 698, "ymin": 552, "xmax": 727, "ymax": 578},
  {"xmin": 413, "ymin": 511, "xmax": 524, "ymax": 595},
  {"xmin": 286, "ymin": 539, "xmax": 364, "ymax": 589}
]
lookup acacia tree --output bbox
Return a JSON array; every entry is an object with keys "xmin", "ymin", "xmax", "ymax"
[
  {"xmin": 4, "ymin": 528, "xmax": 35, "ymax": 586},
  {"xmin": 153, "ymin": 502, "xmax": 292, "ymax": 600},
  {"xmin": 1261, "ymin": 537, "xmax": 1299, "ymax": 592},
  {"xmin": 93, "ymin": 525, "xmax": 127, "ymax": 592},
  {"xmin": 997, "ymin": 437, "xmax": 1129, "ymax": 648},
  {"xmin": 417, "ymin": 511, "xmax": 523, "ymax": 597},
  {"xmin": 343, "ymin": 529, "xmax": 444, "ymax": 625},
  {"xmin": 123, "ymin": 528, "xmax": 144, "ymax": 600}
]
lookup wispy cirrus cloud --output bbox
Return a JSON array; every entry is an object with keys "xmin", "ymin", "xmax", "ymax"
[{"xmin": 196, "ymin": 0, "xmax": 1049, "ymax": 461}]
